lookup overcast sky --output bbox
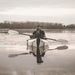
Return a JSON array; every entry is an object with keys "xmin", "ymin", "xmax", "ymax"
[{"xmin": 0, "ymin": 0, "xmax": 75, "ymax": 25}]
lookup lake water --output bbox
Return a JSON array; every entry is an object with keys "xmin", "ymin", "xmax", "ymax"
[{"xmin": 0, "ymin": 29, "xmax": 75, "ymax": 75}]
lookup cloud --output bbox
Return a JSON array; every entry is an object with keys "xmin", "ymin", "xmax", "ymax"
[
  {"xmin": 0, "ymin": 0, "xmax": 75, "ymax": 25},
  {"xmin": 0, "ymin": 7, "xmax": 75, "ymax": 16},
  {"xmin": 0, "ymin": 0, "xmax": 75, "ymax": 11}
]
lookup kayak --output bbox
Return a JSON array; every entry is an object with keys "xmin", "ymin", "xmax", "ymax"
[{"xmin": 27, "ymin": 39, "xmax": 49, "ymax": 55}]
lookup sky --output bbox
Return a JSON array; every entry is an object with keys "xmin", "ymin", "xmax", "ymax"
[{"xmin": 0, "ymin": 0, "xmax": 75, "ymax": 25}]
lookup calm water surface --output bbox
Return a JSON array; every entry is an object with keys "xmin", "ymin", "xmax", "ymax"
[{"xmin": 0, "ymin": 29, "xmax": 75, "ymax": 75}]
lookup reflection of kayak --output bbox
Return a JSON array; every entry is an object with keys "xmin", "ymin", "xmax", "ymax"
[{"xmin": 28, "ymin": 39, "xmax": 49, "ymax": 55}]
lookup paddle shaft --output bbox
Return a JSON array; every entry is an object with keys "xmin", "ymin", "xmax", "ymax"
[
  {"xmin": 22, "ymin": 34, "xmax": 57, "ymax": 41},
  {"xmin": 44, "ymin": 38, "xmax": 57, "ymax": 41},
  {"xmin": 22, "ymin": 33, "xmax": 32, "ymax": 36}
]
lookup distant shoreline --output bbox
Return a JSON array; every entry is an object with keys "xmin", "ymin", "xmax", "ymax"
[{"xmin": 0, "ymin": 21, "xmax": 75, "ymax": 29}]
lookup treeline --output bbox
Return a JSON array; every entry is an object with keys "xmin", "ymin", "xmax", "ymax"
[{"xmin": 0, "ymin": 21, "xmax": 75, "ymax": 29}]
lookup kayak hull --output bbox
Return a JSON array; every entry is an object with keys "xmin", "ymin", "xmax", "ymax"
[{"xmin": 28, "ymin": 39, "xmax": 49, "ymax": 55}]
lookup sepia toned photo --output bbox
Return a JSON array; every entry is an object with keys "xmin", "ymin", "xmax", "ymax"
[{"xmin": 0, "ymin": 0, "xmax": 75, "ymax": 75}]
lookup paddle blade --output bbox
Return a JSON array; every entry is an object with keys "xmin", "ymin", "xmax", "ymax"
[
  {"xmin": 45, "ymin": 38, "xmax": 68, "ymax": 44},
  {"xmin": 8, "ymin": 30, "xmax": 19, "ymax": 35},
  {"xmin": 56, "ymin": 45, "xmax": 68, "ymax": 50},
  {"xmin": 57, "ymin": 39, "xmax": 68, "ymax": 44}
]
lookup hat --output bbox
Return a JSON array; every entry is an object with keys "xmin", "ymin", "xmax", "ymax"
[{"xmin": 37, "ymin": 24, "xmax": 43, "ymax": 27}]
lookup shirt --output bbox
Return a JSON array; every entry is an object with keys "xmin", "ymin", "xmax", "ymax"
[{"xmin": 33, "ymin": 30, "xmax": 45, "ymax": 39}]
